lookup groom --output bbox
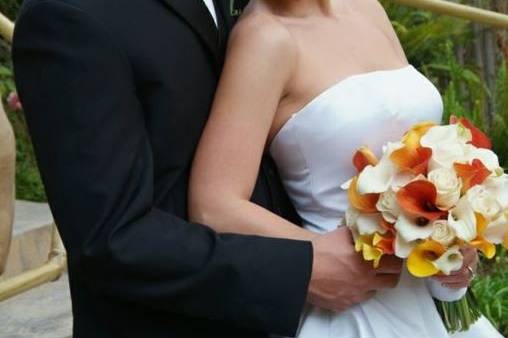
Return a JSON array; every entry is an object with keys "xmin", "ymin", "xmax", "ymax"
[{"xmin": 13, "ymin": 0, "xmax": 402, "ymax": 337}]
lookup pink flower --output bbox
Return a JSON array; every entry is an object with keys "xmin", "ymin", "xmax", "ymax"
[{"xmin": 7, "ymin": 91, "xmax": 22, "ymax": 111}]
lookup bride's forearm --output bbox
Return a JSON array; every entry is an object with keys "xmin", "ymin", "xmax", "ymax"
[{"xmin": 189, "ymin": 198, "xmax": 316, "ymax": 242}]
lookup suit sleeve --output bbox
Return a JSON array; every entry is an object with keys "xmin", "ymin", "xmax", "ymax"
[{"xmin": 12, "ymin": 1, "xmax": 312, "ymax": 335}]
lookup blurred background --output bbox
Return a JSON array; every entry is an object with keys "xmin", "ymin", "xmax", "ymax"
[{"xmin": 0, "ymin": 0, "xmax": 506, "ymax": 337}]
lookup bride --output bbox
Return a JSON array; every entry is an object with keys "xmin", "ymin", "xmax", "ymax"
[{"xmin": 188, "ymin": 0, "xmax": 503, "ymax": 337}]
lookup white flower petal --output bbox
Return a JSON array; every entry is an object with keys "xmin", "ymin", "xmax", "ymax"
[
  {"xmin": 341, "ymin": 178, "xmax": 353, "ymax": 190},
  {"xmin": 483, "ymin": 174, "xmax": 508, "ymax": 209},
  {"xmin": 448, "ymin": 197, "xmax": 477, "ymax": 242},
  {"xmin": 357, "ymin": 160, "xmax": 396, "ymax": 194},
  {"xmin": 395, "ymin": 213, "xmax": 434, "ymax": 242},
  {"xmin": 394, "ymin": 233, "xmax": 417, "ymax": 258},
  {"xmin": 356, "ymin": 213, "xmax": 386, "ymax": 235},
  {"xmin": 432, "ymin": 246, "xmax": 464, "ymax": 275},
  {"xmin": 345, "ymin": 207, "xmax": 360, "ymax": 229},
  {"xmin": 463, "ymin": 146, "xmax": 500, "ymax": 172},
  {"xmin": 466, "ymin": 185, "xmax": 501, "ymax": 220},
  {"xmin": 484, "ymin": 213, "xmax": 508, "ymax": 244},
  {"xmin": 376, "ymin": 189, "xmax": 401, "ymax": 224}
]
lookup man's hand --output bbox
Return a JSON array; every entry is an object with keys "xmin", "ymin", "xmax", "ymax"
[
  {"xmin": 307, "ymin": 227, "xmax": 402, "ymax": 312},
  {"xmin": 432, "ymin": 246, "xmax": 478, "ymax": 289}
]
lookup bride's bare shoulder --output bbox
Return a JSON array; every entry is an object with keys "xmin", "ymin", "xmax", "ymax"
[
  {"xmin": 355, "ymin": 0, "xmax": 393, "ymax": 26},
  {"xmin": 227, "ymin": 8, "xmax": 296, "ymax": 60}
]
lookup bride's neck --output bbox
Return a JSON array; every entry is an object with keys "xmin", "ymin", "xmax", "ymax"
[{"xmin": 261, "ymin": 0, "xmax": 340, "ymax": 17}]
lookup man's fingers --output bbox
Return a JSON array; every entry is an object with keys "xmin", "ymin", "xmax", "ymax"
[
  {"xmin": 356, "ymin": 290, "xmax": 377, "ymax": 304},
  {"xmin": 371, "ymin": 274, "xmax": 400, "ymax": 290},
  {"xmin": 376, "ymin": 256, "xmax": 403, "ymax": 274},
  {"xmin": 442, "ymin": 282, "xmax": 469, "ymax": 289}
]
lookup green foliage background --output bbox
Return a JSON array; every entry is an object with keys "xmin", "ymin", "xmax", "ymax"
[{"xmin": 0, "ymin": 0, "xmax": 506, "ymax": 334}]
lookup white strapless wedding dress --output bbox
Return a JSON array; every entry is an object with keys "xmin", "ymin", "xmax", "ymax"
[{"xmin": 269, "ymin": 65, "xmax": 504, "ymax": 338}]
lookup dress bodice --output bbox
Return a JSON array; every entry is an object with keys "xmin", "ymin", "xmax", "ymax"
[{"xmin": 269, "ymin": 65, "xmax": 443, "ymax": 233}]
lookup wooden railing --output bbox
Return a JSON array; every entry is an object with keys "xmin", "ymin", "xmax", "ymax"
[
  {"xmin": 0, "ymin": 10, "xmax": 66, "ymax": 302},
  {"xmin": 0, "ymin": 0, "xmax": 507, "ymax": 301}
]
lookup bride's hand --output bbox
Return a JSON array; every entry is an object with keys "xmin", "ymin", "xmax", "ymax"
[{"xmin": 432, "ymin": 246, "xmax": 478, "ymax": 289}]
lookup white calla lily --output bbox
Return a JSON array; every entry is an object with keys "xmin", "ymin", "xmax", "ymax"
[
  {"xmin": 462, "ymin": 145, "xmax": 500, "ymax": 172},
  {"xmin": 433, "ymin": 245, "xmax": 464, "ymax": 275},
  {"xmin": 420, "ymin": 125, "xmax": 467, "ymax": 148},
  {"xmin": 394, "ymin": 233, "xmax": 417, "ymax": 258},
  {"xmin": 357, "ymin": 160, "xmax": 396, "ymax": 194},
  {"xmin": 341, "ymin": 178, "xmax": 353, "ymax": 190},
  {"xmin": 448, "ymin": 197, "xmax": 477, "ymax": 242},
  {"xmin": 484, "ymin": 212, "xmax": 508, "ymax": 244},
  {"xmin": 395, "ymin": 213, "xmax": 434, "ymax": 242},
  {"xmin": 483, "ymin": 174, "xmax": 508, "ymax": 209},
  {"xmin": 466, "ymin": 185, "xmax": 501, "ymax": 220},
  {"xmin": 356, "ymin": 213, "xmax": 386, "ymax": 235}
]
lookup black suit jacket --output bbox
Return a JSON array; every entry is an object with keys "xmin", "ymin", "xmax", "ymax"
[{"xmin": 12, "ymin": 0, "xmax": 312, "ymax": 337}]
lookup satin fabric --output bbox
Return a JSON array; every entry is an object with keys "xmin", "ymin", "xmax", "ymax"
[{"xmin": 270, "ymin": 65, "xmax": 502, "ymax": 338}]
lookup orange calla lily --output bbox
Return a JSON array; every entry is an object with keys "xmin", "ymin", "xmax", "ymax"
[
  {"xmin": 353, "ymin": 146, "xmax": 379, "ymax": 172},
  {"xmin": 380, "ymin": 218, "xmax": 396, "ymax": 235},
  {"xmin": 348, "ymin": 176, "xmax": 379, "ymax": 213},
  {"xmin": 373, "ymin": 232, "xmax": 395, "ymax": 255},
  {"xmin": 454, "ymin": 159, "xmax": 491, "ymax": 192},
  {"xmin": 470, "ymin": 213, "xmax": 496, "ymax": 259},
  {"xmin": 407, "ymin": 240, "xmax": 447, "ymax": 277},
  {"xmin": 451, "ymin": 116, "xmax": 492, "ymax": 150},
  {"xmin": 390, "ymin": 146, "xmax": 432, "ymax": 175},
  {"xmin": 396, "ymin": 180, "xmax": 448, "ymax": 222}
]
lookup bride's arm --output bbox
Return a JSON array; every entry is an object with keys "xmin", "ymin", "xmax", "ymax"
[{"xmin": 189, "ymin": 15, "xmax": 314, "ymax": 242}]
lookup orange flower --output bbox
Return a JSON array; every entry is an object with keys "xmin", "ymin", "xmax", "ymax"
[
  {"xmin": 390, "ymin": 122, "xmax": 435, "ymax": 175},
  {"xmin": 454, "ymin": 159, "xmax": 491, "ymax": 192},
  {"xmin": 374, "ymin": 232, "xmax": 395, "ymax": 255},
  {"xmin": 450, "ymin": 116, "xmax": 492, "ymax": 150},
  {"xmin": 396, "ymin": 180, "xmax": 448, "ymax": 222},
  {"xmin": 390, "ymin": 146, "xmax": 432, "ymax": 175},
  {"xmin": 353, "ymin": 146, "xmax": 378, "ymax": 172},
  {"xmin": 348, "ymin": 176, "xmax": 379, "ymax": 213},
  {"xmin": 470, "ymin": 213, "xmax": 496, "ymax": 259}
]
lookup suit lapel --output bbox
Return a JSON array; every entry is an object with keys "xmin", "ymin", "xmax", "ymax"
[{"xmin": 160, "ymin": 0, "xmax": 220, "ymax": 68}]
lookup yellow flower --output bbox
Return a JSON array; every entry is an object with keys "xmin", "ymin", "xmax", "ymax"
[
  {"xmin": 402, "ymin": 121, "xmax": 437, "ymax": 149},
  {"xmin": 355, "ymin": 235, "xmax": 383, "ymax": 268},
  {"xmin": 407, "ymin": 240, "xmax": 446, "ymax": 277},
  {"xmin": 471, "ymin": 213, "xmax": 496, "ymax": 259}
]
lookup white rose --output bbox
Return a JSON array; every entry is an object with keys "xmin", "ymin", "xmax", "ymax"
[
  {"xmin": 428, "ymin": 168, "xmax": 461, "ymax": 210},
  {"xmin": 466, "ymin": 185, "xmax": 501, "ymax": 220},
  {"xmin": 376, "ymin": 189, "xmax": 401, "ymax": 223},
  {"xmin": 431, "ymin": 220, "xmax": 456, "ymax": 246}
]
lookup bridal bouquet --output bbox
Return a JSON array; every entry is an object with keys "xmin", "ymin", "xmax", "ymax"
[{"xmin": 342, "ymin": 117, "xmax": 508, "ymax": 332}]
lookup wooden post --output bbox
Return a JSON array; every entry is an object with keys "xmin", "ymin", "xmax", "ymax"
[{"xmin": 0, "ymin": 99, "xmax": 14, "ymax": 275}]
